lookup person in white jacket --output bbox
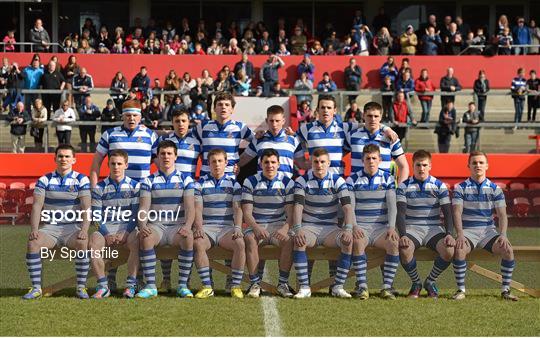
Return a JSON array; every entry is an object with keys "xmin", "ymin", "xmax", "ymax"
[{"xmin": 53, "ymin": 99, "xmax": 77, "ymax": 145}]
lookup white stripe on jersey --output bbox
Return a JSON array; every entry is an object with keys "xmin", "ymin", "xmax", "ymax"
[
  {"xmin": 92, "ymin": 176, "xmax": 139, "ymax": 232},
  {"xmin": 96, "ymin": 125, "xmax": 159, "ymax": 181},
  {"xmin": 346, "ymin": 169, "xmax": 395, "ymax": 226},
  {"xmin": 34, "ymin": 171, "xmax": 90, "ymax": 226},
  {"xmin": 396, "ymin": 176, "xmax": 450, "ymax": 227},
  {"xmin": 452, "ymin": 178, "xmax": 506, "ymax": 228},
  {"xmin": 156, "ymin": 131, "xmax": 201, "ymax": 178},
  {"xmin": 195, "ymin": 174, "xmax": 242, "ymax": 227},
  {"xmin": 242, "ymin": 172, "xmax": 295, "ymax": 226},
  {"xmin": 346, "ymin": 127, "xmax": 404, "ymax": 173}
]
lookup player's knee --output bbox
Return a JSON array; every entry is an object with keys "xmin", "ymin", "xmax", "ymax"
[
  {"xmin": 399, "ymin": 245, "xmax": 413, "ymax": 258},
  {"xmin": 440, "ymin": 246, "xmax": 454, "ymax": 261},
  {"xmin": 245, "ymin": 235, "xmax": 257, "ymax": 251},
  {"xmin": 74, "ymin": 238, "xmax": 87, "ymax": 250},
  {"xmin": 27, "ymin": 239, "xmax": 41, "ymax": 253},
  {"xmin": 233, "ymin": 238, "xmax": 245, "ymax": 251},
  {"xmin": 387, "ymin": 238, "xmax": 398, "ymax": 252},
  {"xmin": 193, "ymin": 238, "xmax": 205, "ymax": 252}
]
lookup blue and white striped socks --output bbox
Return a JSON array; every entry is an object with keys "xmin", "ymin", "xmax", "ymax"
[
  {"xmin": 334, "ymin": 253, "xmax": 352, "ymax": 287},
  {"xmin": 453, "ymin": 259, "xmax": 467, "ymax": 292},
  {"xmin": 501, "ymin": 259, "xmax": 515, "ymax": 292},
  {"xmin": 26, "ymin": 253, "xmax": 42, "ymax": 289},
  {"xmin": 382, "ymin": 254, "xmax": 400, "ymax": 290},
  {"xmin": 75, "ymin": 252, "xmax": 90, "ymax": 289},
  {"xmin": 293, "ymin": 250, "xmax": 309, "ymax": 287},
  {"xmin": 402, "ymin": 258, "xmax": 421, "ymax": 284},
  {"xmin": 178, "ymin": 250, "xmax": 193, "ymax": 289},
  {"xmin": 140, "ymin": 249, "xmax": 157, "ymax": 289},
  {"xmin": 426, "ymin": 256, "xmax": 451, "ymax": 283},
  {"xmin": 198, "ymin": 267, "xmax": 212, "ymax": 287},
  {"xmin": 352, "ymin": 254, "xmax": 367, "ymax": 289}
]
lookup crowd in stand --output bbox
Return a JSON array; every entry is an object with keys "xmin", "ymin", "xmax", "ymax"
[{"xmin": 2, "ymin": 11, "xmax": 539, "ymax": 56}]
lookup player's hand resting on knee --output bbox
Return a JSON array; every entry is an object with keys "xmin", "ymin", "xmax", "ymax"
[
  {"xmin": 456, "ymin": 235, "xmax": 467, "ymax": 250},
  {"xmin": 29, "ymin": 230, "xmax": 39, "ymax": 241},
  {"xmin": 386, "ymin": 228, "xmax": 399, "ymax": 241},
  {"xmin": 193, "ymin": 227, "xmax": 204, "ymax": 239},
  {"xmin": 273, "ymin": 226, "xmax": 290, "ymax": 242},
  {"xmin": 352, "ymin": 226, "xmax": 364, "ymax": 240},
  {"xmin": 495, "ymin": 235, "xmax": 511, "ymax": 251},
  {"xmin": 341, "ymin": 231, "xmax": 352, "ymax": 246},
  {"xmin": 177, "ymin": 225, "xmax": 191, "ymax": 238},
  {"xmin": 140, "ymin": 225, "xmax": 152, "ymax": 238},
  {"xmin": 253, "ymin": 226, "xmax": 270, "ymax": 241},
  {"xmin": 444, "ymin": 234, "xmax": 456, "ymax": 247},
  {"xmin": 77, "ymin": 230, "xmax": 87, "ymax": 240},
  {"xmin": 399, "ymin": 236, "xmax": 412, "ymax": 248},
  {"xmin": 294, "ymin": 229, "xmax": 307, "ymax": 247},
  {"xmin": 232, "ymin": 227, "xmax": 244, "ymax": 240}
]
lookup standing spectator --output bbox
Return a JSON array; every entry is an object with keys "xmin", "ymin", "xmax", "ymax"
[
  {"xmin": 52, "ymin": 100, "xmax": 76, "ymax": 145},
  {"xmin": 455, "ymin": 16, "xmax": 471, "ymax": 37},
  {"xmin": 462, "ymin": 102, "xmax": 481, "ymax": 153},
  {"xmin": 443, "ymin": 23, "xmax": 464, "ymax": 55},
  {"xmin": 380, "ymin": 75, "xmax": 394, "ymax": 122},
  {"xmin": 497, "ymin": 27, "xmax": 513, "ymax": 55},
  {"xmin": 63, "ymin": 55, "xmax": 79, "ymax": 107},
  {"xmin": 512, "ymin": 17, "xmax": 531, "ymax": 55},
  {"xmin": 233, "ymin": 54, "xmax": 254, "ymax": 82},
  {"xmin": 290, "ymin": 26, "xmax": 307, "ymax": 55},
  {"xmin": 259, "ymin": 54, "xmax": 285, "ymax": 96},
  {"xmin": 354, "ymin": 25, "xmax": 372, "ymax": 56},
  {"xmin": 231, "ymin": 69, "xmax": 251, "ymax": 97},
  {"xmin": 269, "ymin": 82, "xmax": 288, "ymax": 97},
  {"xmin": 396, "ymin": 69, "xmax": 415, "ymax": 96},
  {"xmin": 511, "ymin": 68, "xmax": 527, "ymax": 125},
  {"xmin": 109, "ymin": 71, "xmax": 128, "ymax": 109},
  {"xmin": 344, "ymin": 101, "xmax": 362, "ymax": 123},
  {"xmin": 78, "ymin": 96, "xmax": 100, "ymax": 152},
  {"xmin": 72, "ymin": 67, "xmax": 93, "ymax": 107},
  {"xmin": 22, "ymin": 54, "xmax": 44, "ymax": 113},
  {"xmin": 294, "ymin": 71, "xmax": 313, "ymax": 105},
  {"xmin": 435, "ymin": 101, "xmax": 457, "ymax": 153},
  {"xmin": 179, "ymin": 72, "xmax": 196, "ymax": 108},
  {"xmin": 297, "ymin": 54, "xmax": 315, "ymax": 82},
  {"xmin": 415, "ymin": 68, "xmax": 436, "ymax": 122},
  {"xmin": 392, "ymin": 91, "xmax": 416, "ymax": 142},
  {"xmin": 30, "ymin": 98, "xmax": 47, "ymax": 151},
  {"xmin": 529, "ymin": 19, "xmax": 540, "ymax": 55},
  {"xmin": 473, "ymin": 70, "xmax": 490, "ymax": 121},
  {"xmin": 3, "ymin": 61, "xmax": 24, "ymax": 112},
  {"xmin": 418, "ymin": 14, "xmax": 439, "ymax": 39},
  {"xmin": 379, "ymin": 56, "xmax": 398, "ymax": 83},
  {"xmin": 40, "ymin": 60, "xmax": 65, "ymax": 115},
  {"xmin": 2, "ymin": 30, "xmax": 16, "ymax": 52},
  {"xmin": 29, "ymin": 19, "xmax": 50, "ymax": 52},
  {"xmin": 440, "ymin": 67, "xmax": 461, "ymax": 106},
  {"xmin": 373, "ymin": 27, "xmax": 392, "ymax": 55},
  {"xmin": 7, "ymin": 101, "xmax": 30, "ymax": 153},
  {"xmin": 344, "ymin": 57, "xmax": 362, "ymax": 104},
  {"xmin": 495, "ymin": 15, "xmax": 509, "ymax": 36},
  {"xmin": 526, "ymin": 70, "xmax": 539, "ymax": 122},
  {"xmin": 1, "ymin": 58, "xmax": 10, "ymax": 107},
  {"xmin": 100, "ymin": 99, "xmax": 120, "ymax": 134},
  {"xmin": 142, "ymin": 98, "xmax": 162, "ymax": 130},
  {"xmin": 400, "ymin": 25, "xmax": 418, "ymax": 55},
  {"xmin": 421, "ymin": 26, "xmax": 442, "ymax": 55},
  {"xmin": 296, "ymin": 100, "xmax": 313, "ymax": 124},
  {"xmin": 131, "ymin": 66, "xmax": 150, "ymax": 101},
  {"xmin": 190, "ymin": 77, "xmax": 210, "ymax": 108},
  {"xmin": 163, "ymin": 69, "xmax": 181, "ymax": 104},
  {"xmin": 372, "ymin": 7, "xmax": 391, "ymax": 32},
  {"xmin": 316, "ymin": 72, "xmax": 337, "ymax": 93}
]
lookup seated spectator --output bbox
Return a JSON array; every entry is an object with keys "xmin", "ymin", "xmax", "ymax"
[
  {"xmin": 8, "ymin": 101, "xmax": 30, "ymax": 153},
  {"xmin": 323, "ymin": 31, "xmax": 340, "ymax": 52},
  {"xmin": 324, "ymin": 45, "xmax": 337, "ymax": 55},
  {"xmin": 400, "ymin": 25, "xmax": 418, "ymax": 55},
  {"xmin": 379, "ymin": 56, "xmax": 398, "ymax": 83},
  {"xmin": 435, "ymin": 101, "xmax": 457, "ymax": 153},
  {"xmin": 297, "ymin": 54, "xmax": 315, "ymax": 82},
  {"xmin": 421, "ymin": 26, "xmax": 442, "ymax": 55},
  {"xmin": 339, "ymin": 35, "xmax": 358, "ymax": 55},
  {"xmin": 62, "ymin": 37, "xmax": 76, "ymax": 54},
  {"xmin": 144, "ymin": 38, "xmax": 161, "ymax": 54},
  {"xmin": 231, "ymin": 69, "xmax": 251, "ymax": 96},
  {"xmin": 373, "ymin": 27, "xmax": 392, "ymax": 55},
  {"xmin": 111, "ymin": 37, "xmax": 128, "ymax": 54},
  {"xmin": 214, "ymin": 70, "xmax": 232, "ymax": 93},
  {"xmin": 269, "ymin": 82, "xmax": 287, "ymax": 97},
  {"xmin": 234, "ymin": 54, "xmax": 254, "ymax": 81},
  {"xmin": 97, "ymin": 43, "xmax": 110, "ymax": 54},
  {"xmin": 131, "ymin": 66, "xmax": 151, "ymax": 101},
  {"xmin": 2, "ymin": 30, "xmax": 16, "ymax": 52},
  {"xmin": 53, "ymin": 100, "xmax": 76, "ymax": 145},
  {"xmin": 317, "ymin": 72, "xmax": 337, "ymax": 93},
  {"xmin": 165, "ymin": 95, "xmax": 185, "ymax": 120},
  {"xmin": 512, "ymin": 17, "xmax": 531, "ymax": 55},
  {"xmin": 296, "ymin": 100, "xmax": 313, "ymax": 124},
  {"xmin": 256, "ymin": 31, "xmax": 274, "ymax": 54},
  {"xmin": 126, "ymin": 27, "xmax": 145, "ymax": 47},
  {"xmin": 100, "ymin": 98, "xmax": 121, "ymax": 134},
  {"xmin": 462, "ymin": 102, "xmax": 481, "ymax": 153},
  {"xmin": 207, "ymin": 39, "xmax": 223, "ymax": 55},
  {"xmin": 143, "ymin": 98, "xmax": 163, "ymax": 130},
  {"xmin": 78, "ymin": 38, "xmax": 95, "ymax": 54},
  {"xmin": 497, "ymin": 27, "xmax": 513, "ymax": 55},
  {"xmin": 344, "ymin": 101, "xmax": 362, "ymax": 123},
  {"xmin": 224, "ymin": 38, "xmax": 242, "ymax": 55},
  {"xmin": 189, "ymin": 78, "xmax": 210, "ymax": 110},
  {"xmin": 415, "ymin": 68, "xmax": 436, "ymax": 122},
  {"xmin": 241, "ymin": 29, "xmax": 257, "ymax": 52},
  {"xmin": 380, "ymin": 75, "xmax": 394, "ymax": 122},
  {"xmin": 309, "ymin": 40, "xmax": 324, "ymax": 55},
  {"xmin": 290, "ymin": 26, "xmax": 307, "ymax": 55},
  {"xmin": 440, "ymin": 67, "xmax": 461, "ymax": 106},
  {"xmin": 464, "ymin": 28, "xmax": 486, "ymax": 55},
  {"xmin": 191, "ymin": 104, "xmax": 209, "ymax": 125},
  {"xmin": 473, "ymin": 70, "xmax": 490, "ymax": 121},
  {"xmin": 526, "ymin": 70, "xmax": 539, "ymax": 122},
  {"xmin": 78, "ymin": 96, "xmax": 100, "ymax": 152},
  {"xmin": 97, "ymin": 26, "xmax": 113, "ymax": 50},
  {"xmin": 294, "ymin": 71, "xmax": 313, "ymax": 104},
  {"xmin": 276, "ymin": 43, "xmax": 291, "ymax": 56},
  {"xmin": 193, "ymin": 42, "xmax": 206, "ymax": 55}
]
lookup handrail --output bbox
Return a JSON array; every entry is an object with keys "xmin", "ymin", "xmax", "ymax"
[
  {"xmin": 0, "ymin": 42, "xmax": 63, "ymax": 53},
  {"xmin": 458, "ymin": 43, "xmax": 540, "ymax": 56}
]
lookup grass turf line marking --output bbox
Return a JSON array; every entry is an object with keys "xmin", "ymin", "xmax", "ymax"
[{"xmin": 261, "ymin": 265, "xmax": 283, "ymax": 337}]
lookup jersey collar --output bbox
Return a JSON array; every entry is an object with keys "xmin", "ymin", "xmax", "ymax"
[
  {"xmin": 412, "ymin": 175, "xmax": 431, "ymax": 191},
  {"xmin": 53, "ymin": 170, "xmax": 73, "ymax": 185},
  {"xmin": 158, "ymin": 169, "xmax": 178, "ymax": 183}
]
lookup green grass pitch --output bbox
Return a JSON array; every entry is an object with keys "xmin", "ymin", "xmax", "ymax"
[{"xmin": 1, "ymin": 225, "xmax": 539, "ymax": 336}]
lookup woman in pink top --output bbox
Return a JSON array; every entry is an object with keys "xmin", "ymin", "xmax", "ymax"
[
  {"xmin": 415, "ymin": 68, "xmax": 436, "ymax": 122},
  {"xmin": 296, "ymin": 100, "xmax": 313, "ymax": 123}
]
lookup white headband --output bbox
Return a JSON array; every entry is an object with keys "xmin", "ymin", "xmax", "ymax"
[{"xmin": 122, "ymin": 107, "xmax": 141, "ymax": 115}]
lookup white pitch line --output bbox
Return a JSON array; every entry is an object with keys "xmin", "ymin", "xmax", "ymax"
[{"xmin": 261, "ymin": 267, "xmax": 284, "ymax": 337}]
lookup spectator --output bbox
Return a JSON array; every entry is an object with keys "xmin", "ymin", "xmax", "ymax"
[
  {"xmin": 440, "ymin": 15, "xmax": 453, "ymax": 41},
  {"xmin": 72, "ymin": 67, "xmax": 93, "ymax": 107},
  {"xmin": 421, "ymin": 26, "xmax": 442, "ymax": 55},
  {"xmin": 496, "ymin": 15, "xmax": 509, "ymax": 36},
  {"xmin": 462, "ymin": 102, "xmax": 481, "ymax": 153},
  {"xmin": 224, "ymin": 38, "xmax": 242, "ymax": 55},
  {"xmin": 396, "ymin": 68, "xmax": 415, "ymax": 96},
  {"xmin": 144, "ymin": 37, "xmax": 161, "ymax": 54},
  {"xmin": 62, "ymin": 37, "xmax": 75, "ymax": 54},
  {"xmin": 71, "ymin": 32, "xmax": 80, "ymax": 50},
  {"xmin": 97, "ymin": 26, "xmax": 113, "ymax": 50},
  {"xmin": 241, "ymin": 29, "xmax": 256, "ymax": 52},
  {"xmin": 30, "ymin": 98, "xmax": 47, "ymax": 151},
  {"xmin": 415, "ymin": 68, "xmax": 436, "ymax": 122},
  {"xmin": 380, "ymin": 75, "xmax": 394, "ymax": 122},
  {"xmin": 80, "ymin": 28, "xmax": 96, "ymax": 49},
  {"xmin": 398, "ymin": 58, "xmax": 413, "ymax": 79},
  {"xmin": 62, "ymin": 55, "xmax": 79, "ymax": 107},
  {"xmin": 233, "ymin": 54, "xmax": 254, "ymax": 81},
  {"xmin": 231, "ymin": 69, "xmax": 251, "ymax": 96},
  {"xmin": 392, "ymin": 91, "xmax": 416, "ymax": 142},
  {"xmin": 511, "ymin": 67, "xmax": 527, "ymax": 125},
  {"xmin": 297, "ymin": 54, "xmax": 315, "ymax": 82},
  {"xmin": 344, "ymin": 57, "xmax": 362, "ymax": 103},
  {"xmin": 78, "ymin": 95, "xmax": 101, "ymax": 153},
  {"xmin": 354, "ymin": 25, "xmax": 372, "ymax": 55},
  {"xmin": 352, "ymin": 9, "xmax": 367, "ymax": 27},
  {"xmin": 52, "ymin": 100, "xmax": 76, "ymax": 145},
  {"xmin": 2, "ymin": 30, "xmax": 16, "ymax": 52},
  {"xmin": 512, "ymin": 17, "xmax": 531, "ymax": 55},
  {"xmin": 379, "ymin": 56, "xmax": 398, "ymax": 83},
  {"xmin": 465, "ymin": 28, "xmax": 486, "ymax": 55},
  {"xmin": 40, "ymin": 60, "xmax": 65, "ymax": 115},
  {"xmin": 131, "ymin": 66, "xmax": 151, "ymax": 101},
  {"xmin": 372, "ymin": 7, "xmax": 391, "ymax": 32},
  {"xmin": 256, "ymin": 31, "xmax": 274, "ymax": 54},
  {"xmin": 214, "ymin": 70, "xmax": 232, "ymax": 93},
  {"xmin": 290, "ymin": 26, "xmax": 307, "ymax": 55},
  {"xmin": 179, "ymin": 72, "xmax": 196, "ymax": 108},
  {"xmin": 373, "ymin": 27, "xmax": 393, "ymax": 55},
  {"xmin": 191, "ymin": 104, "xmax": 209, "ymax": 125},
  {"xmin": 269, "ymin": 82, "xmax": 287, "ymax": 97},
  {"xmin": 189, "ymin": 77, "xmax": 210, "ymax": 109},
  {"xmin": 444, "ymin": 23, "xmax": 464, "ymax": 55},
  {"xmin": 275, "ymin": 29, "xmax": 290, "ymax": 53},
  {"xmin": 400, "ymin": 25, "xmax": 418, "ymax": 55},
  {"xmin": 339, "ymin": 35, "xmax": 358, "ymax": 55},
  {"xmin": 78, "ymin": 38, "xmax": 95, "ymax": 54},
  {"xmin": 323, "ymin": 31, "xmax": 340, "ymax": 52},
  {"xmin": 316, "ymin": 72, "xmax": 337, "ymax": 93},
  {"xmin": 109, "ymin": 71, "xmax": 128, "ymax": 109},
  {"xmin": 344, "ymin": 101, "xmax": 362, "ymax": 123},
  {"xmin": 29, "ymin": 19, "xmax": 51, "ymax": 52},
  {"xmin": 440, "ymin": 67, "xmax": 461, "ymax": 106},
  {"xmin": 207, "ymin": 39, "xmax": 223, "ymax": 55},
  {"xmin": 111, "ymin": 37, "xmax": 128, "ymax": 54},
  {"xmin": 3, "ymin": 61, "xmax": 24, "ymax": 112},
  {"xmin": 293, "ymin": 71, "xmax": 313, "ymax": 105},
  {"xmin": 296, "ymin": 100, "xmax": 313, "ymax": 124},
  {"xmin": 22, "ymin": 54, "xmax": 44, "ymax": 113},
  {"xmin": 164, "ymin": 95, "xmax": 185, "ymax": 120},
  {"xmin": 497, "ymin": 27, "xmax": 513, "ymax": 55},
  {"xmin": 81, "ymin": 18, "xmax": 97, "ymax": 40},
  {"xmin": 7, "ymin": 101, "xmax": 30, "ymax": 153},
  {"xmin": 309, "ymin": 40, "xmax": 324, "ymax": 55},
  {"xmin": 455, "ymin": 16, "xmax": 471, "ymax": 37},
  {"xmin": 526, "ymin": 70, "xmax": 539, "ymax": 122},
  {"xmin": 96, "ymin": 42, "xmax": 110, "ymax": 54},
  {"xmin": 126, "ymin": 27, "xmax": 145, "ymax": 47},
  {"xmin": 435, "ymin": 101, "xmax": 457, "ymax": 153},
  {"xmin": 100, "ymin": 98, "xmax": 121, "ymax": 134},
  {"xmin": 473, "ymin": 70, "xmax": 490, "ymax": 121},
  {"xmin": 276, "ymin": 42, "xmax": 291, "ymax": 56},
  {"xmin": 260, "ymin": 54, "xmax": 285, "ymax": 96},
  {"xmin": 418, "ymin": 14, "xmax": 439, "ymax": 39},
  {"xmin": 163, "ymin": 69, "xmax": 181, "ymax": 104},
  {"xmin": 142, "ymin": 98, "xmax": 163, "ymax": 130},
  {"xmin": 324, "ymin": 45, "xmax": 337, "ymax": 55},
  {"xmin": 530, "ymin": 19, "xmax": 540, "ymax": 55}
]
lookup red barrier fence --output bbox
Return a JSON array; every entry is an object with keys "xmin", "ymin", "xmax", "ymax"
[{"xmin": 2, "ymin": 53, "xmax": 538, "ymax": 89}]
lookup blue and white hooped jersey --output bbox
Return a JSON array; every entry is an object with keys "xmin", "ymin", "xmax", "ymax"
[
  {"xmin": 139, "ymin": 170, "xmax": 195, "ymax": 226},
  {"xmin": 242, "ymin": 172, "xmax": 295, "ymax": 226},
  {"xmin": 396, "ymin": 176, "xmax": 450, "ymax": 227},
  {"xmin": 193, "ymin": 119, "xmax": 253, "ymax": 176},
  {"xmin": 346, "ymin": 169, "xmax": 396, "ymax": 227},
  {"xmin": 96, "ymin": 125, "xmax": 159, "ymax": 181},
  {"xmin": 243, "ymin": 129, "xmax": 303, "ymax": 178},
  {"xmin": 195, "ymin": 174, "xmax": 242, "ymax": 227},
  {"xmin": 34, "ymin": 171, "xmax": 91, "ymax": 226},
  {"xmin": 156, "ymin": 131, "xmax": 201, "ymax": 178},
  {"xmin": 452, "ymin": 178, "xmax": 506, "ymax": 228},
  {"xmin": 346, "ymin": 127, "xmax": 404, "ymax": 173},
  {"xmin": 297, "ymin": 120, "xmax": 358, "ymax": 175},
  {"xmin": 92, "ymin": 176, "xmax": 139, "ymax": 234},
  {"xmin": 294, "ymin": 170, "xmax": 349, "ymax": 227}
]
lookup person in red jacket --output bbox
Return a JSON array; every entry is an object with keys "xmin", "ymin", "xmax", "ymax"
[
  {"xmin": 415, "ymin": 68, "xmax": 436, "ymax": 123},
  {"xmin": 392, "ymin": 91, "xmax": 417, "ymax": 143}
]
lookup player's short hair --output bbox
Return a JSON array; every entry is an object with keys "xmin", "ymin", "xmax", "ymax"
[
  {"xmin": 468, "ymin": 150, "xmax": 488, "ymax": 163},
  {"xmin": 213, "ymin": 91, "xmax": 236, "ymax": 108},
  {"xmin": 317, "ymin": 94, "xmax": 336, "ymax": 108},
  {"xmin": 171, "ymin": 109, "xmax": 190, "ymax": 120},
  {"xmin": 261, "ymin": 148, "xmax": 280, "ymax": 161},
  {"xmin": 363, "ymin": 144, "xmax": 380, "ymax": 156},
  {"xmin": 468, "ymin": 101, "xmax": 476, "ymax": 106},
  {"xmin": 122, "ymin": 99, "xmax": 142, "ymax": 114},
  {"xmin": 109, "ymin": 149, "xmax": 128, "ymax": 163},
  {"xmin": 363, "ymin": 101, "xmax": 382, "ymax": 114},
  {"xmin": 55, "ymin": 144, "xmax": 75, "ymax": 156},
  {"xmin": 208, "ymin": 148, "xmax": 227, "ymax": 160},
  {"xmin": 267, "ymin": 105, "xmax": 284, "ymax": 116},
  {"xmin": 312, "ymin": 147, "xmax": 329, "ymax": 158},
  {"xmin": 157, "ymin": 140, "xmax": 178, "ymax": 155},
  {"xmin": 412, "ymin": 149, "xmax": 432, "ymax": 163}
]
